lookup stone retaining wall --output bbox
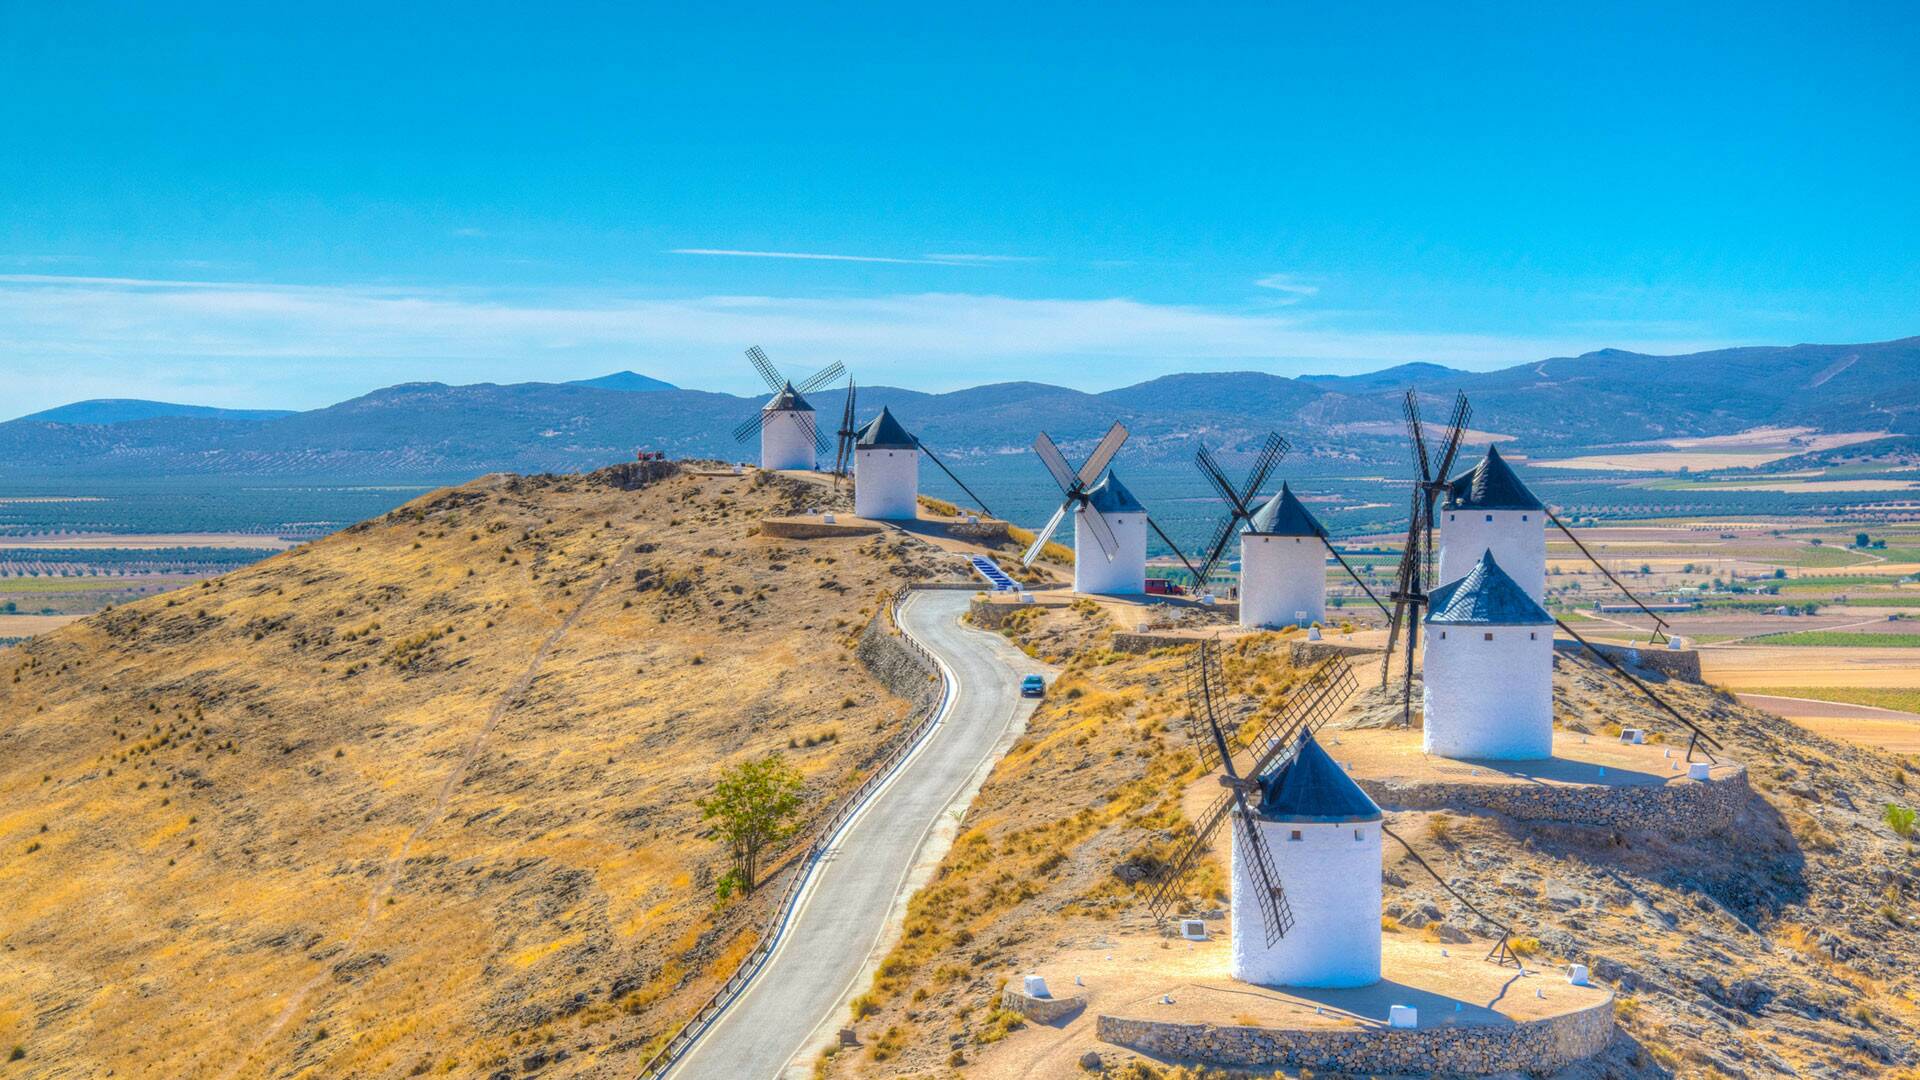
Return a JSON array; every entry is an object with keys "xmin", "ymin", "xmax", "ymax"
[
  {"xmin": 759, "ymin": 518, "xmax": 884, "ymax": 540},
  {"xmin": 1357, "ymin": 763, "xmax": 1749, "ymax": 831},
  {"xmin": 1111, "ymin": 631, "xmax": 1196, "ymax": 654},
  {"xmin": 1000, "ymin": 987, "xmax": 1085, "ymax": 1024},
  {"xmin": 1288, "ymin": 640, "xmax": 1374, "ymax": 665},
  {"xmin": 1556, "ymin": 639, "xmax": 1702, "ymax": 683},
  {"xmin": 966, "ymin": 598, "xmax": 1045, "ymax": 630},
  {"xmin": 856, "ymin": 605, "xmax": 941, "ymax": 708},
  {"xmin": 1097, "ymin": 991, "xmax": 1613, "ymax": 1075},
  {"xmin": 945, "ymin": 520, "xmax": 1013, "ymax": 545}
]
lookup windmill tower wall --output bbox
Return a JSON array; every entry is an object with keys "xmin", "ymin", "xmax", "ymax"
[
  {"xmin": 854, "ymin": 448, "xmax": 919, "ymax": 520},
  {"xmin": 1422, "ymin": 624, "xmax": 1554, "ymax": 759},
  {"xmin": 1072, "ymin": 508, "xmax": 1147, "ymax": 594},
  {"xmin": 1440, "ymin": 509, "xmax": 1546, "ymax": 601},
  {"xmin": 759, "ymin": 410, "xmax": 815, "ymax": 471},
  {"xmin": 1239, "ymin": 535, "xmax": 1326, "ymax": 628},
  {"xmin": 1231, "ymin": 816, "xmax": 1382, "ymax": 988}
]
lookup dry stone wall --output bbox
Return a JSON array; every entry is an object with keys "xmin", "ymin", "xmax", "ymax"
[
  {"xmin": 1097, "ymin": 990, "xmax": 1613, "ymax": 1075},
  {"xmin": 1357, "ymin": 764, "xmax": 1750, "ymax": 831},
  {"xmin": 1555, "ymin": 639, "xmax": 1702, "ymax": 682},
  {"xmin": 856, "ymin": 603, "xmax": 941, "ymax": 709}
]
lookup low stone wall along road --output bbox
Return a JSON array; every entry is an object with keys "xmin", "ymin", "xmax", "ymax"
[{"xmin": 670, "ymin": 589, "xmax": 1044, "ymax": 1079}]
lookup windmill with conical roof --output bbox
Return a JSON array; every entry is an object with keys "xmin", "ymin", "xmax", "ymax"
[
  {"xmin": 730, "ymin": 346, "xmax": 843, "ymax": 471},
  {"xmin": 1188, "ymin": 435, "xmax": 1390, "ymax": 628},
  {"xmin": 1019, "ymin": 423, "xmax": 1198, "ymax": 595},
  {"xmin": 1438, "ymin": 444, "xmax": 1547, "ymax": 602},
  {"xmin": 1422, "ymin": 550, "xmax": 1556, "ymax": 760},
  {"xmin": 1142, "ymin": 642, "xmax": 1383, "ymax": 987}
]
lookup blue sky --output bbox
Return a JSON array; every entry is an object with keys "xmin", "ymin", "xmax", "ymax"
[{"xmin": 2, "ymin": 2, "xmax": 1915, "ymax": 414}]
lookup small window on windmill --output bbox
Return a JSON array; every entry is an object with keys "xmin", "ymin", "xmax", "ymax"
[
  {"xmin": 1485, "ymin": 514, "xmax": 1493, "ymax": 522},
  {"xmin": 1180, "ymin": 919, "xmax": 1208, "ymax": 941},
  {"xmin": 1522, "ymin": 514, "xmax": 1529, "ymax": 521},
  {"xmin": 1448, "ymin": 513, "xmax": 1455, "ymax": 522},
  {"xmin": 1529, "ymin": 631, "xmax": 1537, "ymax": 640},
  {"xmin": 1483, "ymin": 632, "xmax": 1493, "ymax": 641},
  {"xmin": 1289, "ymin": 830, "xmax": 1302, "ymax": 842},
  {"xmin": 1353, "ymin": 829, "xmax": 1363, "ymax": 841}
]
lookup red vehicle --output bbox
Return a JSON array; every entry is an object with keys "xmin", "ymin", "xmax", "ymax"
[
  {"xmin": 1144, "ymin": 578, "xmax": 1186, "ymax": 596},
  {"xmin": 634, "ymin": 449, "xmax": 667, "ymax": 462}
]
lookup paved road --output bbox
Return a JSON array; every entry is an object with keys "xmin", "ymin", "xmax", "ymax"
[{"xmin": 670, "ymin": 589, "xmax": 1042, "ymax": 1079}]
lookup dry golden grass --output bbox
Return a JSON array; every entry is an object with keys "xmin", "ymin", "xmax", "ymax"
[{"xmin": 0, "ymin": 464, "xmax": 940, "ymax": 1078}]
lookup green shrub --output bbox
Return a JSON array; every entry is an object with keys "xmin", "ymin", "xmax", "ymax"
[{"xmin": 1885, "ymin": 803, "xmax": 1916, "ymax": 838}]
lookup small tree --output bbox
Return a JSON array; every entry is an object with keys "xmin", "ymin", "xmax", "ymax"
[
  {"xmin": 1857, "ymin": 532, "xmax": 1872, "ymax": 549},
  {"xmin": 699, "ymin": 754, "xmax": 805, "ymax": 899}
]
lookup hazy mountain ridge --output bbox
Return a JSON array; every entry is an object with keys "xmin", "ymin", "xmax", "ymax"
[
  {"xmin": 19, "ymin": 399, "xmax": 297, "ymax": 425},
  {"xmin": 4, "ymin": 337, "xmax": 1916, "ymax": 480}
]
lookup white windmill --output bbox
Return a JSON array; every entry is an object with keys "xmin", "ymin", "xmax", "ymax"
[
  {"xmin": 850, "ymin": 406, "xmax": 919, "ymax": 520},
  {"xmin": 1421, "ymin": 549, "xmax": 1555, "ymax": 760},
  {"xmin": 1019, "ymin": 423, "xmax": 1198, "ymax": 596},
  {"xmin": 1438, "ymin": 445, "xmax": 1547, "ymax": 603},
  {"xmin": 730, "ymin": 346, "xmax": 843, "ymax": 471},
  {"xmin": 1188, "ymin": 435, "xmax": 1392, "ymax": 630},
  {"xmin": 1145, "ymin": 644, "xmax": 1380, "ymax": 987},
  {"xmin": 827, "ymin": 390, "xmax": 998, "ymax": 522}
]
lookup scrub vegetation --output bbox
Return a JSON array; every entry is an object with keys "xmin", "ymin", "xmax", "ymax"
[{"xmin": 0, "ymin": 462, "xmax": 949, "ymax": 1077}]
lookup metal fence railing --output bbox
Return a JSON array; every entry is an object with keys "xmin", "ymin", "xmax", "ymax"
[{"xmin": 634, "ymin": 584, "xmax": 948, "ymax": 1079}]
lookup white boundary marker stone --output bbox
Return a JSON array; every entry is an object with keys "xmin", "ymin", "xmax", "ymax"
[
  {"xmin": 1620, "ymin": 728, "xmax": 1644, "ymax": 744},
  {"xmin": 1023, "ymin": 974, "xmax": 1051, "ymax": 999},
  {"xmin": 1569, "ymin": 963, "xmax": 1591, "ymax": 986},
  {"xmin": 1180, "ymin": 919, "xmax": 1208, "ymax": 941},
  {"xmin": 1688, "ymin": 762, "xmax": 1711, "ymax": 781},
  {"xmin": 1389, "ymin": 1005, "xmax": 1418, "ymax": 1029}
]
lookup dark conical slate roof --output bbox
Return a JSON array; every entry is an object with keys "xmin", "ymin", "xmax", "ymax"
[
  {"xmin": 764, "ymin": 381, "xmax": 814, "ymax": 412},
  {"xmin": 1425, "ymin": 550, "xmax": 1551, "ymax": 625},
  {"xmin": 855, "ymin": 406, "xmax": 918, "ymax": 449},
  {"xmin": 1444, "ymin": 444, "xmax": 1542, "ymax": 511},
  {"xmin": 1084, "ymin": 471, "xmax": 1145, "ymax": 513},
  {"xmin": 1245, "ymin": 483, "xmax": 1322, "ymax": 537},
  {"xmin": 1254, "ymin": 732, "xmax": 1382, "ymax": 823}
]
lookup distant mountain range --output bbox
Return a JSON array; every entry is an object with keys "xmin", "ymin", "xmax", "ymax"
[
  {"xmin": 3, "ymin": 339, "xmax": 1915, "ymax": 481},
  {"xmin": 19, "ymin": 399, "xmax": 297, "ymax": 425}
]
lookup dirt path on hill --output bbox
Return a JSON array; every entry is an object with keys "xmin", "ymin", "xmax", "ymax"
[{"xmin": 218, "ymin": 533, "xmax": 639, "ymax": 1079}]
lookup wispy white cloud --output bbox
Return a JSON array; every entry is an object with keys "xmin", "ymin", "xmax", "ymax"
[
  {"xmin": 0, "ymin": 273, "xmax": 1738, "ymax": 413},
  {"xmin": 922, "ymin": 253, "xmax": 1039, "ymax": 264},
  {"xmin": 671, "ymin": 248, "xmax": 948, "ymax": 266},
  {"xmin": 1254, "ymin": 273, "xmax": 1321, "ymax": 300},
  {"xmin": 670, "ymin": 248, "xmax": 1034, "ymax": 267}
]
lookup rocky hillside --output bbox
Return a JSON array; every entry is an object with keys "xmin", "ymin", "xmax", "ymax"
[
  {"xmin": 819, "ymin": 607, "xmax": 1920, "ymax": 1079},
  {"xmin": 0, "ymin": 462, "xmax": 950, "ymax": 1078}
]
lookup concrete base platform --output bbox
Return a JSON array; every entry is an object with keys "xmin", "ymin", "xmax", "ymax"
[
  {"xmin": 1326, "ymin": 727, "xmax": 1749, "ymax": 830},
  {"xmin": 982, "ymin": 933, "xmax": 1611, "ymax": 1077}
]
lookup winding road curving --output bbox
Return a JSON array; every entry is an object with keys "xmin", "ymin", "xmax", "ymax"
[{"xmin": 670, "ymin": 588, "xmax": 1044, "ymax": 1079}]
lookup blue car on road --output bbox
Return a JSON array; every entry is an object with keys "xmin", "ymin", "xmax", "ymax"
[{"xmin": 1020, "ymin": 674, "xmax": 1046, "ymax": 698}]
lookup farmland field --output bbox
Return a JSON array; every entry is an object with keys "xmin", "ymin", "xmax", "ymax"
[{"xmin": 1743, "ymin": 630, "xmax": 1920, "ymax": 648}]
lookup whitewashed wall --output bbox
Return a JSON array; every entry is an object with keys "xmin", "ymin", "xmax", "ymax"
[
  {"xmin": 854, "ymin": 448, "xmax": 919, "ymax": 519},
  {"xmin": 1231, "ymin": 815, "xmax": 1382, "ymax": 988},
  {"xmin": 1439, "ymin": 510, "xmax": 1546, "ymax": 600},
  {"xmin": 1073, "ymin": 508, "xmax": 1147, "ymax": 594},
  {"xmin": 1240, "ymin": 534, "xmax": 1327, "ymax": 628},
  {"xmin": 759, "ymin": 410, "xmax": 816, "ymax": 471},
  {"xmin": 1422, "ymin": 626, "xmax": 1554, "ymax": 759}
]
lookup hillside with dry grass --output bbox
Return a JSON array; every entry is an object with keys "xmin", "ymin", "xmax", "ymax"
[
  {"xmin": 820, "ymin": 605, "xmax": 1920, "ymax": 1079},
  {"xmin": 0, "ymin": 462, "xmax": 949, "ymax": 1078}
]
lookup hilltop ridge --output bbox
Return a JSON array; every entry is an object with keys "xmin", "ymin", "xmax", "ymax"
[{"xmin": 0, "ymin": 462, "xmax": 949, "ymax": 1077}]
